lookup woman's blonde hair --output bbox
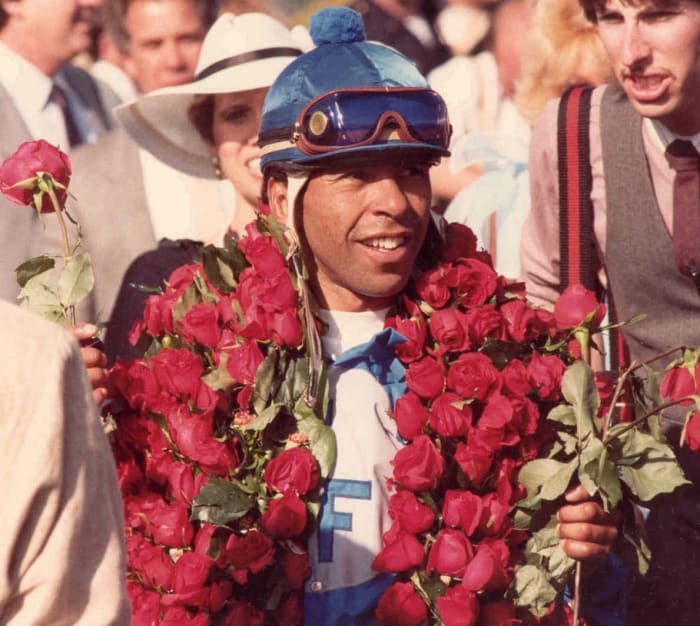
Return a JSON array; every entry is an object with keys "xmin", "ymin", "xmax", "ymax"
[{"xmin": 515, "ymin": 0, "xmax": 613, "ymax": 123}]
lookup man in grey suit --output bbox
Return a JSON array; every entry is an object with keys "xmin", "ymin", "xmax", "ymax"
[{"xmin": 0, "ymin": 0, "xmax": 119, "ymax": 303}]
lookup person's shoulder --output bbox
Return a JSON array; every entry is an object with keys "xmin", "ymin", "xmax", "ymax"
[{"xmin": 0, "ymin": 301, "xmax": 73, "ymax": 358}]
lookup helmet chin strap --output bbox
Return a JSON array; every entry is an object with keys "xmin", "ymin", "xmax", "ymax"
[{"xmin": 280, "ymin": 172, "xmax": 324, "ymax": 407}]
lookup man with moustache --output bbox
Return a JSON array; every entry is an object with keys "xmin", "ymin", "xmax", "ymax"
[{"xmin": 521, "ymin": 1, "xmax": 700, "ymax": 622}]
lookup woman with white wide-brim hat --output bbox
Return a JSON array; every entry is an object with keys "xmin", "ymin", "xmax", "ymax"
[
  {"xmin": 104, "ymin": 12, "xmax": 308, "ymax": 362},
  {"xmin": 115, "ymin": 11, "xmax": 309, "ymax": 237}
]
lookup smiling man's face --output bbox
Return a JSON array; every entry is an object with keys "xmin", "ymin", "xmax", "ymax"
[
  {"xmin": 269, "ymin": 160, "xmax": 433, "ymax": 312},
  {"xmin": 595, "ymin": 0, "xmax": 700, "ymax": 134}
]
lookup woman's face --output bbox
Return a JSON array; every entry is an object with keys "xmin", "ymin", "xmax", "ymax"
[{"xmin": 209, "ymin": 87, "xmax": 269, "ymax": 206}]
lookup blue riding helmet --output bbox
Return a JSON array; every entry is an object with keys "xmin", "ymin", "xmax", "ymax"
[{"xmin": 258, "ymin": 6, "xmax": 451, "ymax": 171}]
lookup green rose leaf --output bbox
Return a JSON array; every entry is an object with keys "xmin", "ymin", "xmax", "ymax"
[
  {"xmin": 202, "ymin": 352, "xmax": 236, "ymax": 392},
  {"xmin": 510, "ymin": 564, "xmax": 558, "ymax": 617},
  {"xmin": 254, "ymin": 349, "xmax": 279, "ymax": 412},
  {"xmin": 58, "ymin": 252, "xmax": 94, "ymax": 306},
  {"xmin": 15, "ymin": 255, "xmax": 54, "ymax": 287},
  {"xmin": 191, "ymin": 476, "xmax": 253, "ymax": 526},
  {"xmin": 18, "ymin": 268, "xmax": 66, "ymax": 323},
  {"xmin": 617, "ymin": 428, "xmax": 689, "ymax": 502},
  {"xmin": 243, "ymin": 402, "xmax": 284, "ymax": 431},
  {"xmin": 518, "ymin": 457, "xmax": 577, "ymax": 501},
  {"xmin": 201, "ymin": 243, "xmax": 247, "ymax": 293},
  {"xmin": 561, "ymin": 359, "xmax": 600, "ymax": 440},
  {"xmin": 297, "ymin": 415, "xmax": 337, "ymax": 479},
  {"xmin": 547, "ymin": 404, "xmax": 577, "ymax": 429},
  {"xmin": 578, "ymin": 437, "xmax": 622, "ymax": 510}
]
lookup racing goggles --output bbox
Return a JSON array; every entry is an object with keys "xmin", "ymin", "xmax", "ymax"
[{"xmin": 290, "ymin": 87, "xmax": 451, "ymax": 155}]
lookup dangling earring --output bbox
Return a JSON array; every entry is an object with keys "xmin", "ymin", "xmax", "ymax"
[{"xmin": 212, "ymin": 156, "xmax": 223, "ymax": 180}]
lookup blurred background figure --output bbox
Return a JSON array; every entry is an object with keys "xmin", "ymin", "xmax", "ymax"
[
  {"xmin": 100, "ymin": 12, "xmax": 305, "ymax": 361},
  {"xmin": 103, "ymin": 0, "xmax": 213, "ymax": 94},
  {"xmin": 0, "ymin": 0, "xmax": 120, "ymax": 303},
  {"xmin": 437, "ymin": 0, "xmax": 610, "ymax": 280},
  {"xmin": 351, "ymin": 0, "xmax": 450, "ymax": 75},
  {"xmin": 0, "ymin": 301, "xmax": 128, "ymax": 625},
  {"xmin": 515, "ymin": 0, "xmax": 612, "ymax": 124}
]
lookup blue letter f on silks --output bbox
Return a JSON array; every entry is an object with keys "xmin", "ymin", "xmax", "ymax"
[{"xmin": 318, "ymin": 479, "xmax": 372, "ymax": 563}]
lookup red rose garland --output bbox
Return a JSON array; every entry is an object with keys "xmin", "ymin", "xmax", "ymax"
[{"xmin": 108, "ymin": 214, "xmax": 691, "ymax": 626}]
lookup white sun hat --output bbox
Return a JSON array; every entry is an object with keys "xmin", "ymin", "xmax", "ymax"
[{"xmin": 114, "ymin": 12, "xmax": 309, "ymax": 178}]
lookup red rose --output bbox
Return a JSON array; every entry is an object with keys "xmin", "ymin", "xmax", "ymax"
[
  {"xmin": 478, "ymin": 493, "xmax": 511, "ymax": 537},
  {"xmin": 429, "ymin": 308, "xmax": 471, "ymax": 356},
  {"xmin": 225, "ymin": 530, "xmax": 275, "ymax": 583},
  {"xmin": 415, "ymin": 264, "xmax": 452, "ymax": 309},
  {"xmin": 455, "ymin": 436, "xmax": 493, "ymax": 485},
  {"xmin": 109, "ymin": 359, "xmax": 160, "ymax": 412},
  {"xmin": 170, "ymin": 551, "xmax": 212, "ymax": 598},
  {"xmin": 391, "ymin": 435, "xmax": 444, "ymax": 491},
  {"xmin": 0, "ymin": 140, "xmax": 71, "ymax": 213},
  {"xmin": 446, "ymin": 352, "xmax": 501, "ymax": 401},
  {"xmin": 406, "ymin": 356, "xmax": 446, "ymax": 399},
  {"xmin": 429, "ymin": 392, "xmax": 472, "ymax": 437},
  {"xmin": 150, "ymin": 347, "xmax": 204, "ymax": 400},
  {"xmin": 138, "ymin": 291, "xmax": 178, "ymax": 338},
  {"xmin": 527, "ymin": 352, "xmax": 566, "ymax": 401},
  {"xmin": 553, "ymin": 284, "xmax": 606, "ymax": 328},
  {"xmin": 661, "ymin": 364, "xmax": 698, "ymax": 405},
  {"xmin": 282, "ymin": 547, "xmax": 311, "ymax": 590},
  {"xmin": 465, "ymin": 305, "xmax": 508, "ymax": 347},
  {"xmin": 500, "ymin": 298, "xmax": 554, "ymax": 342},
  {"xmin": 239, "ymin": 225, "xmax": 287, "ymax": 277},
  {"xmin": 264, "ymin": 447, "xmax": 320, "ymax": 496},
  {"xmin": 389, "ymin": 490, "xmax": 435, "ymax": 534},
  {"xmin": 441, "ymin": 222, "xmax": 478, "ymax": 262},
  {"xmin": 501, "ymin": 359, "xmax": 533, "ymax": 398},
  {"xmin": 260, "ymin": 495, "xmax": 308, "ymax": 539},
  {"xmin": 131, "ymin": 539, "xmax": 174, "ymax": 590},
  {"xmin": 437, "ymin": 586, "xmax": 479, "ymax": 626},
  {"xmin": 375, "ymin": 581, "xmax": 428, "ymax": 626},
  {"xmin": 372, "ymin": 524, "xmax": 425, "ymax": 572},
  {"xmin": 385, "ymin": 314, "xmax": 426, "ymax": 363},
  {"xmin": 179, "ymin": 302, "xmax": 221, "ymax": 347},
  {"xmin": 426, "ymin": 528, "xmax": 474, "ymax": 577},
  {"xmin": 476, "ymin": 393, "xmax": 515, "ymax": 446},
  {"xmin": 127, "ymin": 583, "xmax": 161, "ymax": 626},
  {"xmin": 161, "ymin": 608, "xmax": 211, "ymax": 626},
  {"xmin": 685, "ymin": 411, "xmax": 700, "ymax": 451},
  {"xmin": 268, "ymin": 307, "xmax": 304, "ymax": 347},
  {"xmin": 442, "ymin": 490, "xmax": 483, "ymax": 536},
  {"xmin": 393, "ymin": 391, "xmax": 429, "ymax": 440},
  {"xmin": 149, "ymin": 500, "xmax": 195, "ymax": 548},
  {"xmin": 166, "ymin": 461, "xmax": 196, "ymax": 503},
  {"xmin": 225, "ymin": 341, "xmax": 265, "ymax": 385},
  {"xmin": 448, "ymin": 258, "xmax": 498, "ymax": 307},
  {"xmin": 167, "ymin": 409, "xmax": 239, "ymax": 476},
  {"xmin": 461, "ymin": 539, "xmax": 510, "ymax": 592}
]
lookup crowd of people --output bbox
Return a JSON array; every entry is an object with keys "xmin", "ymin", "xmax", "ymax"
[{"xmin": 1, "ymin": 0, "xmax": 699, "ymax": 624}]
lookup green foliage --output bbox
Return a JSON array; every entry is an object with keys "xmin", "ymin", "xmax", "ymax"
[
  {"xmin": 191, "ymin": 476, "xmax": 254, "ymax": 526},
  {"xmin": 511, "ymin": 357, "xmax": 689, "ymax": 617}
]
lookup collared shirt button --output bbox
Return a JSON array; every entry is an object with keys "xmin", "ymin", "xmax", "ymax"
[{"xmin": 310, "ymin": 580, "xmax": 323, "ymax": 592}]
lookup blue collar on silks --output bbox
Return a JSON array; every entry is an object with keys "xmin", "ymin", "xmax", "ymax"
[{"xmin": 332, "ymin": 327, "xmax": 407, "ymax": 407}]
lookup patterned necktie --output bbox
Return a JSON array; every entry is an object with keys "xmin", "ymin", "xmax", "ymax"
[
  {"xmin": 665, "ymin": 139, "xmax": 700, "ymax": 287},
  {"xmin": 50, "ymin": 83, "xmax": 82, "ymax": 148}
]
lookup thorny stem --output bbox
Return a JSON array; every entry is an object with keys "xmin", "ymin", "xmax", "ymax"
[
  {"xmin": 603, "ymin": 397, "xmax": 695, "ymax": 446},
  {"xmin": 47, "ymin": 183, "xmax": 75, "ymax": 325},
  {"xmin": 601, "ymin": 345, "xmax": 686, "ymax": 440}
]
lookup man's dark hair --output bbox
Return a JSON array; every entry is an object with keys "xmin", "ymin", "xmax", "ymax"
[
  {"xmin": 102, "ymin": 0, "xmax": 218, "ymax": 52},
  {"xmin": 578, "ymin": 0, "xmax": 699, "ymax": 23}
]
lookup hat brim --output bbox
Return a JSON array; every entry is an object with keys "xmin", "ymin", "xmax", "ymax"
[
  {"xmin": 261, "ymin": 141, "xmax": 449, "ymax": 171},
  {"xmin": 115, "ymin": 56, "xmax": 299, "ymax": 179}
]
